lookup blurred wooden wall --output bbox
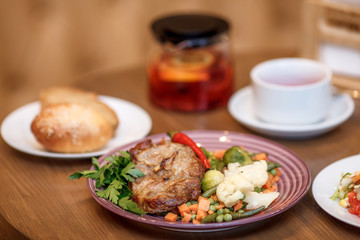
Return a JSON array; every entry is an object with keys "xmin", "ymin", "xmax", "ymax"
[{"xmin": 0, "ymin": 0, "xmax": 302, "ymax": 113}]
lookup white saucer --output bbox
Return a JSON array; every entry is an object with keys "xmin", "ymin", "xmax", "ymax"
[
  {"xmin": 228, "ymin": 86, "xmax": 355, "ymax": 139},
  {"xmin": 0, "ymin": 96, "xmax": 152, "ymax": 159}
]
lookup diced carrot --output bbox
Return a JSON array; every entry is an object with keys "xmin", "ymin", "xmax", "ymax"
[
  {"xmin": 352, "ymin": 173, "xmax": 360, "ymax": 183},
  {"xmin": 165, "ymin": 212, "xmax": 178, "ymax": 222},
  {"xmin": 196, "ymin": 209, "xmax": 208, "ymax": 221},
  {"xmin": 188, "ymin": 204, "xmax": 198, "ymax": 212},
  {"xmin": 267, "ymin": 172, "xmax": 274, "ymax": 182},
  {"xmin": 271, "ymin": 175, "xmax": 279, "ymax": 184},
  {"xmin": 275, "ymin": 168, "xmax": 282, "ymax": 176},
  {"xmin": 214, "ymin": 150, "xmax": 226, "ymax": 159},
  {"xmin": 208, "ymin": 210, "xmax": 214, "ymax": 215},
  {"xmin": 177, "ymin": 203, "xmax": 190, "ymax": 217},
  {"xmin": 215, "ymin": 203, "xmax": 225, "ymax": 210},
  {"xmin": 233, "ymin": 201, "xmax": 243, "ymax": 212},
  {"xmin": 198, "ymin": 196, "xmax": 208, "ymax": 203},
  {"xmin": 252, "ymin": 153, "xmax": 268, "ymax": 161},
  {"xmin": 192, "ymin": 219, "xmax": 201, "ymax": 225},
  {"xmin": 263, "ymin": 185, "xmax": 277, "ymax": 193},
  {"xmin": 182, "ymin": 212, "xmax": 192, "ymax": 223},
  {"xmin": 198, "ymin": 198, "xmax": 211, "ymax": 212},
  {"xmin": 210, "ymin": 194, "xmax": 218, "ymax": 202},
  {"xmin": 262, "ymin": 178, "xmax": 272, "ymax": 189}
]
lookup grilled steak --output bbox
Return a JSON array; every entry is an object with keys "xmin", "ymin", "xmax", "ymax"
[{"xmin": 129, "ymin": 139, "xmax": 206, "ymax": 213}]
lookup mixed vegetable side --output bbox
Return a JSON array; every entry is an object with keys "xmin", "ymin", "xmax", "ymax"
[
  {"xmin": 69, "ymin": 132, "xmax": 282, "ymax": 224},
  {"xmin": 164, "ymin": 141, "xmax": 281, "ymax": 224},
  {"xmin": 330, "ymin": 171, "xmax": 360, "ymax": 218}
]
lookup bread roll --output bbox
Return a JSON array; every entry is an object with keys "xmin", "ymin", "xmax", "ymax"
[
  {"xmin": 31, "ymin": 103, "xmax": 112, "ymax": 153},
  {"xmin": 39, "ymin": 86, "xmax": 119, "ymax": 134}
]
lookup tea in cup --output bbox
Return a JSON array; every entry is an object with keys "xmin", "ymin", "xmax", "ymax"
[{"xmin": 251, "ymin": 58, "xmax": 332, "ymax": 125}]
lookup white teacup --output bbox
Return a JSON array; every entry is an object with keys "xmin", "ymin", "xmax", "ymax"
[{"xmin": 251, "ymin": 58, "xmax": 332, "ymax": 125}]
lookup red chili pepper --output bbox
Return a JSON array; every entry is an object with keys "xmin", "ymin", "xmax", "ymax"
[{"xmin": 167, "ymin": 131, "xmax": 210, "ymax": 169}]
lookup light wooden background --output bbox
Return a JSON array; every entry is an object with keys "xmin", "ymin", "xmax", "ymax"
[{"xmin": 0, "ymin": 0, "xmax": 302, "ymax": 117}]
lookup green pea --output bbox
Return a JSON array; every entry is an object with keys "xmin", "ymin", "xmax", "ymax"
[
  {"xmin": 224, "ymin": 208, "xmax": 230, "ymax": 214},
  {"xmin": 217, "ymin": 209, "xmax": 224, "ymax": 215},
  {"xmin": 209, "ymin": 205, "xmax": 217, "ymax": 212},
  {"xmin": 216, "ymin": 214, "xmax": 224, "ymax": 223},
  {"xmin": 209, "ymin": 198, "xmax": 216, "ymax": 205},
  {"xmin": 224, "ymin": 213, "xmax": 232, "ymax": 222}
]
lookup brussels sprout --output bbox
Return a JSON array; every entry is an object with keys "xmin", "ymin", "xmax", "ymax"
[
  {"xmin": 210, "ymin": 158, "xmax": 219, "ymax": 169},
  {"xmin": 210, "ymin": 158, "xmax": 225, "ymax": 171},
  {"xmin": 223, "ymin": 146, "xmax": 253, "ymax": 166},
  {"xmin": 201, "ymin": 170, "xmax": 224, "ymax": 192}
]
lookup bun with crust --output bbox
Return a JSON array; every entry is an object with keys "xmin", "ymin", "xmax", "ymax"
[
  {"xmin": 31, "ymin": 103, "xmax": 112, "ymax": 153},
  {"xmin": 39, "ymin": 86, "xmax": 119, "ymax": 134}
]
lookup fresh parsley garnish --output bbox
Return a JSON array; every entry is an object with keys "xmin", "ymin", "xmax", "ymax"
[{"xmin": 69, "ymin": 151, "xmax": 146, "ymax": 215}]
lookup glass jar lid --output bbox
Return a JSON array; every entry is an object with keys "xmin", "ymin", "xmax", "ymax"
[{"xmin": 151, "ymin": 14, "xmax": 230, "ymax": 48}]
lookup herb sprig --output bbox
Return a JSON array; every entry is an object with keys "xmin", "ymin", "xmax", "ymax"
[{"xmin": 69, "ymin": 151, "xmax": 146, "ymax": 215}]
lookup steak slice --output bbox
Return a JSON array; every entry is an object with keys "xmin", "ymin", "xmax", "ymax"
[{"xmin": 129, "ymin": 139, "xmax": 206, "ymax": 213}]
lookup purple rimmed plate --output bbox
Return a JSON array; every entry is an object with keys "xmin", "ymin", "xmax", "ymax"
[{"xmin": 87, "ymin": 130, "xmax": 311, "ymax": 232}]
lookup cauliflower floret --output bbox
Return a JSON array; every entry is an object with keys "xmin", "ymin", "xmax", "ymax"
[
  {"xmin": 216, "ymin": 160, "xmax": 279, "ymax": 209},
  {"xmin": 216, "ymin": 175, "xmax": 253, "ymax": 207},
  {"xmin": 225, "ymin": 160, "xmax": 268, "ymax": 187},
  {"xmin": 244, "ymin": 191, "xmax": 280, "ymax": 210}
]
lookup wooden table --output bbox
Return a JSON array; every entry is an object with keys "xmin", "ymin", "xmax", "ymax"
[{"xmin": 1, "ymin": 52, "xmax": 360, "ymax": 239}]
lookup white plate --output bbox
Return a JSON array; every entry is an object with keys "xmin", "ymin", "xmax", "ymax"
[
  {"xmin": 0, "ymin": 96, "xmax": 152, "ymax": 159},
  {"xmin": 228, "ymin": 86, "xmax": 355, "ymax": 139},
  {"xmin": 312, "ymin": 154, "xmax": 360, "ymax": 228}
]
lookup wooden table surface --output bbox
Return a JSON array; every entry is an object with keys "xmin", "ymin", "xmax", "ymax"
[{"xmin": 1, "ymin": 52, "xmax": 360, "ymax": 240}]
